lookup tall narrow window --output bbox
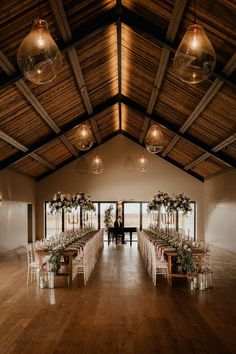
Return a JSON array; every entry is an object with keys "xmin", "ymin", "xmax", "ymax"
[{"xmin": 45, "ymin": 202, "xmax": 62, "ymax": 239}]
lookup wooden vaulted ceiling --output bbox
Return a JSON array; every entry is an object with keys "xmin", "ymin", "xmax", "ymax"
[{"xmin": 0, "ymin": 0, "xmax": 235, "ymax": 182}]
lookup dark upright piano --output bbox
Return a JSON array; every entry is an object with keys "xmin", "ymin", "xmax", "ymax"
[{"xmin": 108, "ymin": 227, "xmax": 137, "ymax": 245}]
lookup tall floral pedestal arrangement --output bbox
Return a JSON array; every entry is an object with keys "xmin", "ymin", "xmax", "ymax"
[{"xmin": 147, "ymin": 192, "xmax": 171, "ymax": 230}]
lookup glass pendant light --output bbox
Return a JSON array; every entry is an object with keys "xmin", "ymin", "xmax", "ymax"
[
  {"xmin": 75, "ymin": 124, "xmax": 93, "ymax": 151},
  {"xmin": 145, "ymin": 124, "xmax": 164, "ymax": 154},
  {"xmin": 17, "ymin": 19, "xmax": 62, "ymax": 84},
  {"xmin": 137, "ymin": 154, "xmax": 148, "ymax": 172},
  {"xmin": 173, "ymin": 24, "xmax": 216, "ymax": 84},
  {"xmin": 91, "ymin": 155, "xmax": 103, "ymax": 175}
]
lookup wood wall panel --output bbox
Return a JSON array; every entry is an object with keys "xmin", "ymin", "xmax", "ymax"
[
  {"xmin": 192, "ymin": 156, "xmax": 228, "ymax": 178},
  {"xmin": 37, "ymin": 138, "xmax": 73, "ymax": 166},
  {"xmin": 12, "ymin": 156, "xmax": 48, "ymax": 177},
  {"xmin": 64, "ymin": 0, "xmax": 115, "ymax": 30},
  {"xmin": 0, "ymin": 141, "xmax": 17, "ymax": 162},
  {"xmin": 95, "ymin": 104, "xmax": 119, "ymax": 138},
  {"xmin": 123, "ymin": 0, "xmax": 174, "ymax": 31},
  {"xmin": 27, "ymin": 56, "xmax": 85, "ymax": 128},
  {"xmin": 168, "ymin": 138, "xmax": 204, "ymax": 167},
  {"xmin": 0, "ymin": 0, "xmax": 60, "ymax": 68},
  {"xmin": 156, "ymin": 69, "xmax": 213, "ymax": 129},
  {"xmin": 78, "ymin": 25, "xmax": 118, "ymax": 107},
  {"xmin": 122, "ymin": 24, "xmax": 161, "ymax": 108},
  {"xmin": 0, "ymin": 86, "xmax": 51, "ymax": 147}
]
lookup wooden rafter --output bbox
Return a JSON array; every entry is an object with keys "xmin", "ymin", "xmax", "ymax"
[
  {"xmin": 185, "ymin": 133, "xmax": 236, "ymax": 170},
  {"xmin": 121, "ymin": 95, "xmax": 236, "ymax": 168},
  {"xmin": 43, "ymin": 0, "xmax": 102, "ymax": 144},
  {"xmin": 0, "ymin": 6, "xmax": 235, "ymax": 94},
  {"xmin": 0, "ymin": 51, "xmax": 79, "ymax": 161},
  {"xmin": 1, "ymin": 93, "xmax": 235, "ymax": 172},
  {"xmin": 139, "ymin": 0, "xmax": 188, "ymax": 144},
  {"xmin": 116, "ymin": 0, "xmax": 122, "ymax": 130},
  {"xmin": 0, "ymin": 95, "xmax": 119, "ymax": 171},
  {"xmin": 121, "ymin": 6, "xmax": 236, "ymax": 90},
  {"xmin": 120, "ymin": 130, "xmax": 204, "ymax": 182},
  {"xmin": 0, "ymin": 131, "xmax": 56, "ymax": 170},
  {"xmin": 162, "ymin": 52, "xmax": 236, "ymax": 158},
  {"xmin": 36, "ymin": 130, "xmax": 120, "ymax": 181}
]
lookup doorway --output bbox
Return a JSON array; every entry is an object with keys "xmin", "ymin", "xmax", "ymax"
[{"xmin": 27, "ymin": 203, "xmax": 33, "ymax": 243}]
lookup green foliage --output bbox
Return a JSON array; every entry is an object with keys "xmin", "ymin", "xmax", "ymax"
[
  {"xmin": 49, "ymin": 250, "xmax": 61, "ymax": 275},
  {"xmin": 178, "ymin": 246, "xmax": 195, "ymax": 274},
  {"xmin": 103, "ymin": 205, "xmax": 114, "ymax": 230}
]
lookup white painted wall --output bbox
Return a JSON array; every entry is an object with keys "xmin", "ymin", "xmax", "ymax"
[
  {"xmin": 0, "ymin": 169, "xmax": 36, "ymax": 252},
  {"xmin": 36, "ymin": 135, "xmax": 204, "ymax": 240},
  {"xmin": 0, "ymin": 201, "xmax": 27, "ymax": 252},
  {"xmin": 204, "ymin": 168, "xmax": 236, "ymax": 252}
]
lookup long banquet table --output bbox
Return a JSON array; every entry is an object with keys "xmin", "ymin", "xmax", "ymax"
[
  {"xmin": 36, "ymin": 229, "xmax": 104, "ymax": 286},
  {"xmin": 138, "ymin": 229, "xmax": 209, "ymax": 285}
]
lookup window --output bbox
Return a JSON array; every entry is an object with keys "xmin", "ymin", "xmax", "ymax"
[
  {"xmin": 45, "ymin": 202, "xmax": 62, "ymax": 239},
  {"xmin": 123, "ymin": 203, "xmax": 140, "ymax": 227},
  {"xmin": 179, "ymin": 202, "xmax": 196, "ymax": 239},
  {"xmin": 64, "ymin": 207, "xmax": 80, "ymax": 231}
]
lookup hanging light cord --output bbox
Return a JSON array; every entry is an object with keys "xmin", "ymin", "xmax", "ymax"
[
  {"xmin": 38, "ymin": 0, "xmax": 42, "ymax": 19},
  {"xmin": 194, "ymin": 0, "xmax": 197, "ymax": 24}
]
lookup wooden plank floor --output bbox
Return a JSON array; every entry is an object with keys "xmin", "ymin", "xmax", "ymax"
[{"xmin": 0, "ymin": 243, "xmax": 236, "ymax": 354}]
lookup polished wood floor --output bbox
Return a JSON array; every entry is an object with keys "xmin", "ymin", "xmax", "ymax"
[{"xmin": 0, "ymin": 243, "xmax": 236, "ymax": 354}]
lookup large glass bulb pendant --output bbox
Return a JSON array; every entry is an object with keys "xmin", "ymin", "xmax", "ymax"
[
  {"xmin": 75, "ymin": 124, "xmax": 93, "ymax": 151},
  {"xmin": 137, "ymin": 154, "xmax": 148, "ymax": 172},
  {"xmin": 91, "ymin": 155, "xmax": 103, "ymax": 175},
  {"xmin": 17, "ymin": 19, "xmax": 62, "ymax": 84},
  {"xmin": 173, "ymin": 24, "xmax": 216, "ymax": 84},
  {"xmin": 145, "ymin": 124, "xmax": 164, "ymax": 154}
]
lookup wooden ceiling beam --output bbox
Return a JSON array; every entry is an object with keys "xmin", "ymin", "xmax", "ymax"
[
  {"xmin": 121, "ymin": 6, "xmax": 236, "ymax": 90},
  {"xmin": 0, "ymin": 130, "xmax": 56, "ymax": 170},
  {"xmin": 162, "ymin": 52, "xmax": 236, "ymax": 156},
  {"xmin": 116, "ymin": 0, "xmax": 122, "ymax": 130},
  {"xmin": 0, "ymin": 50, "xmax": 78, "ymax": 159},
  {"xmin": 139, "ymin": 0, "xmax": 188, "ymax": 144},
  {"xmin": 120, "ymin": 130, "xmax": 204, "ymax": 182},
  {"xmin": 36, "ymin": 130, "xmax": 120, "ymax": 181},
  {"xmin": 0, "ymin": 131, "xmax": 28, "ymax": 153},
  {"xmin": 0, "ymin": 95, "xmax": 119, "ymax": 171},
  {"xmin": 0, "ymin": 8, "xmax": 116, "ymax": 91},
  {"xmin": 121, "ymin": 95, "xmax": 236, "ymax": 168},
  {"xmin": 49, "ymin": 0, "xmax": 101, "ymax": 144},
  {"xmin": 184, "ymin": 132, "xmax": 236, "ymax": 170},
  {"xmin": 29, "ymin": 153, "xmax": 56, "ymax": 170},
  {"xmin": 0, "ymin": 6, "xmax": 235, "ymax": 93}
]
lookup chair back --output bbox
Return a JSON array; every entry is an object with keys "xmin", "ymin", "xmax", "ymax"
[{"xmin": 26, "ymin": 243, "xmax": 35, "ymax": 264}]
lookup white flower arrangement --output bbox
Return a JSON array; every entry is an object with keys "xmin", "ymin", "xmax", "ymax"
[
  {"xmin": 172, "ymin": 193, "xmax": 192, "ymax": 215},
  {"xmin": 49, "ymin": 191, "xmax": 96, "ymax": 214},
  {"xmin": 49, "ymin": 191, "xmax": 72, "ymax": 214},
  {"xmin": 147, "ymin": 191, "xmax": 192, "ymax": 215},
  {"xmin": 147, "ymin": 191, "xmax": 171, "ymax": 212}
]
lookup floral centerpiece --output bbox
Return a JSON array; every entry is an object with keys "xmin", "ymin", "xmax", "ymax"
[
  {"xmin": 72, "ymin": 192, "xmax": 95, "ymax": 211},
  {"xmin": 49, "ymin": 191, "xmax": 72, "ymax": 214},
  {"xmin": 147, "ymin": 191, "xmax": 172, "ymax": 213},
  {"xmin": 172, "ymin": 193, "xmax": 192, "ymax": 215}
]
